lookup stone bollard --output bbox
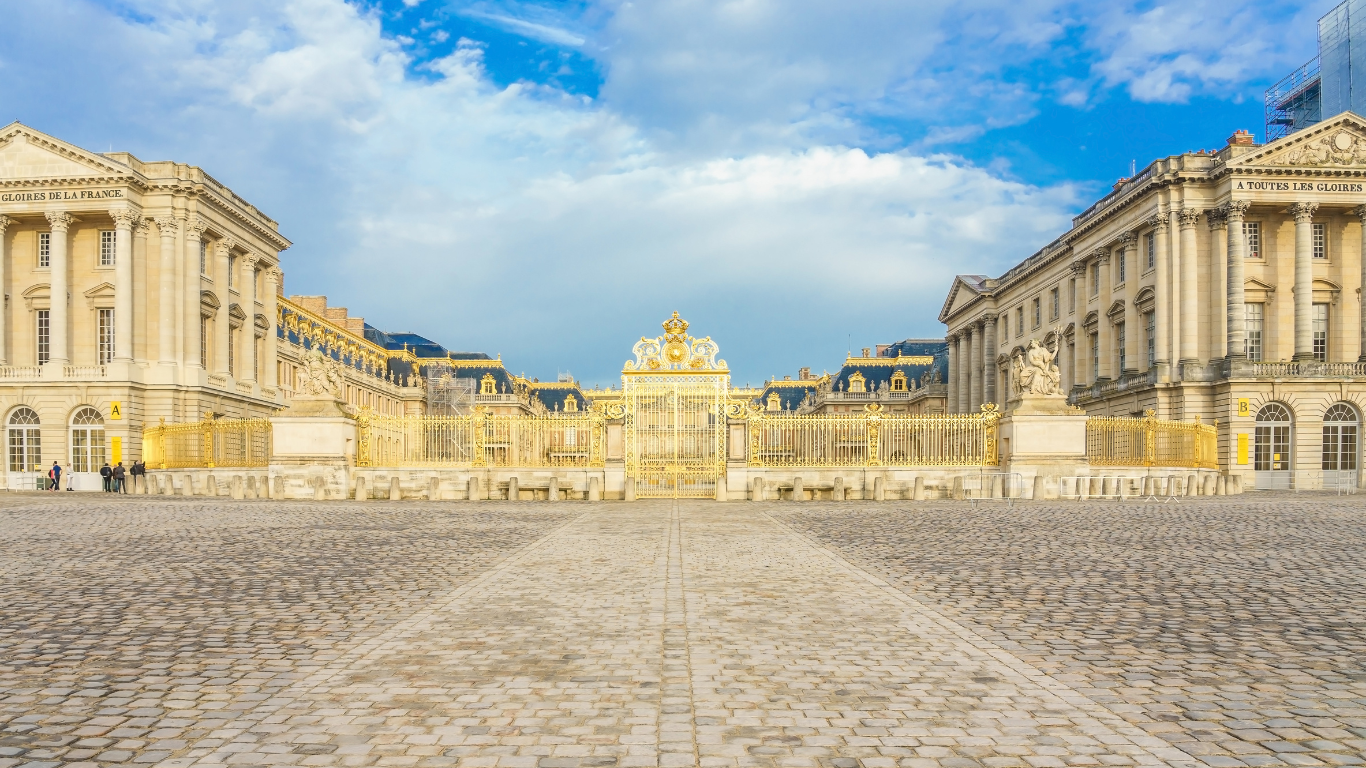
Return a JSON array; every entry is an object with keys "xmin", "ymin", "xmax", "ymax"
[
  {"xmin": 792, "ymin": 477, "xmax": 803, "ymax": 502},
  {"xmin": 1216, "ymin": 474, "xmax": 1226, "ymax": 496},
  {"xmin": 751, "ymin": 477, "xmax": 764, "ymax": 502},
  {"xmin": 833, "ymin": 476, "xmax": 844, "ymax": 501},
  {"xmin": 260, "ymin": 476, "xmax": 271, "ymax": 499},
  {"xmin": 990, "ymin": 474, "xmax": 1003, "ymax": 499},
  {"xmin": 624, "ymin": 477, "xmax": 635, "ymax": 502},
  {"xmin": 313, "ymin": 476, "xmax": 326, "ymax": 501},
  {"xmin": 182, "ymin": 474, "xmax": 196, "ymax": 497},
  {"xmin": 1033, "ymin": 474, "xmax": 1047, "ymax": 500},
  {"xmin": 588, "ymin": 476, "xmax": 601, "ymax": 501},
  {"xmin": 875, "ymin": 476, "xmax": 886, "ymax": 501},
  {"xmin": 246, "ymin": 476, "xmax": 258, "ymax": 500},
  {"xmin": 548, "ymin": 476, "xmax": 559, "ymax": 501},
  {"xmin": 203, "ymin": 474, "xmax": 216, "ymax": 497},
  {"xmin": 913, "ymin": 476, "xmax": 924, "ymax": 501},
  {"xmin": 273, "ymin": 475, "xmax": 286, "ymax": 499},
  {"xmin": 714, "ymin": 474, "xmax": 727, "ymax": 502},
  {"xmin": 508, "ymin": 476, "xmax": 520, "ymax": 501},
  {"xmin": 389, "ymin": 477, "xmax": 401, "ymax": 501},
  {"xmin": 428, "ymin": 476, "xmax": 440, "ymax": 501},
  {"xmin": 1187, "ymin": 473, "xmax": 1198, "ymax": 496},
  {"xmin": 355, "ymin": 476, "xmax": 368, "ymax": 500},
  {"xmin": 1203, "ymin": 474, "xmax": 1217, "ymax": 496},
  {"xmin": 230, "ymin": 476, "xmax": 243, "ymax": 500},
  {"xmin": 1228, "ymin": 473, "xmax": 1243, "ymax": 494},
  {"xmin": 468, "ymin": 476, "xmax": 481, "ymax": 501}
]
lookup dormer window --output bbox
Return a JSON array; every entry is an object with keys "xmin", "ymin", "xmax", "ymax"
[
  {"xmin": 766, "ymin": 391, "xmax": 781, "ymax": 411},
  {"xmin": 890, "ymin": 371, "xmax": 907, "ymax": 392},
  {"xmin": 480, "ymin": 373, "xmax": 496, "ymax": 395},
  {"xmin": 564, "ymin": 394, "xmax": 579, "ymax": 412},
  {"xmin": 848, "ymin": 372, "xmax": 866, "ymax": 393}
]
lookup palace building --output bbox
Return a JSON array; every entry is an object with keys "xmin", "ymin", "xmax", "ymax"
[
  {"xmin": 754, "ymin": 341, "xmax": 949, "ymax": 415},
  {"xmin": 940, "ymin": 110, "xmax": 1366, "ymax": 489}
]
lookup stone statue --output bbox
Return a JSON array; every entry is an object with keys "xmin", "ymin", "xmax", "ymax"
[
  {"xmin": 1012, "ymin": 339, "xmax": 1062, "ymax": 396},
  {"xmin": 296, "ymin": 347, "xmax": 344, "ymax": 399}
]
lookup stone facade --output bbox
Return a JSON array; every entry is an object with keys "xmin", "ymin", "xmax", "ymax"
[{"xmin": 941, "ymin": 113, "xmax": 1366, "ymax": 489}]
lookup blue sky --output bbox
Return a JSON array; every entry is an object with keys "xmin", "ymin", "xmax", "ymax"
[{"xmin": 3, "ymin": 0, "xmax": 1338, "ymax": 385}]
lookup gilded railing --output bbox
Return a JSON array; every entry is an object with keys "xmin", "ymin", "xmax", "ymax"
[
  {"xmin": 356, "ymin": 410, "xmax": 604, "ymax": 468},
  {"xmin": 1086, "ymin": 411, "xmax": 1218, "ymax": 469},
  {"xmin": 746, "ymin": 404, "xmax": 1000, "ymax": 468},
  {"xmin": 142, "ymin": 417, "xmax": 272, "ymax": 469}
]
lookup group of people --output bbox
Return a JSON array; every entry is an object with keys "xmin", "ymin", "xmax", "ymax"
[{"xmin": 44, "ymin": 460, "xmax": 146, "ymax": 491}]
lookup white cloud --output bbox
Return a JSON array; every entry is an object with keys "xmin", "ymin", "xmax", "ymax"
[{"xmin": 460, "ymin": 9, "xmax": 587, "ymax": 47}]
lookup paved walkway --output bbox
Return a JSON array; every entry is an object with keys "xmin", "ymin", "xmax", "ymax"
[{"xmin": 0, "ymin": 497, "xmax": 1362, "ymax": 768}]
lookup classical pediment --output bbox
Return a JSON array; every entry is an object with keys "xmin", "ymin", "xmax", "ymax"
[
  {"xmin": 0, "ymin": 123, "xmax": 134, "ymax": 181},
  {"xmin": 938, "ymin": 275, "xmax": 992, "ymax": 323},
  {"xmin": 1232, "ymin": 112, "xmax": 1366, "ymax": 169}
]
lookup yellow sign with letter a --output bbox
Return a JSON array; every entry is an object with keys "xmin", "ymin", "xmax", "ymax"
[{"xmin": 110, "ymin": 401, "xmax": 123, "ymax": 420}]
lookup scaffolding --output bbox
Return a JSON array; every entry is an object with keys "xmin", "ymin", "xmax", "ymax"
[
  {"xmin": 424, "ymin": 363, "xmax": 476, "ymax": 416},
  {"xmin": 1265, "ymin": 56, "xmax": 1322, "ymax": 142}
]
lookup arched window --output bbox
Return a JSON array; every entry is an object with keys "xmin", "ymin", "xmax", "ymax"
[
  {"xmin": 1255, "ymin": 403, "xmax": 1293, "ymax": 489},
  {"xmin": 1322, "ymin": 403, "xmax": 1359, "ymax": 473},
  {"xmin": 69, "ymin": 407, "xmax": 106, "ymax": 473},
  {"xmin": 890, "ymin": 371, "xmax": 908, "ymax": 392},
  {"xmin": 7, "ymin": 407, "xmax": 40, "ymax": 473}
]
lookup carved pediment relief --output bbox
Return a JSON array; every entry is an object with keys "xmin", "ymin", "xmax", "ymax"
[
  {"xmin": 1235, "ymin": 113, "xmax": 1366, "ymax": 168},
  {"xmin": 0, "ymin": 124, "xmax": 132, "ymax": 181}
]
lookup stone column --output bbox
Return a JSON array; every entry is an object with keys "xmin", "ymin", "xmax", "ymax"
[
  {"xmin": 240, "ymin": 254, "xmax": 259, "ymax": 384},
  {"xmin": 982, "ymin": 313, "xmax": 998, "ymax": 405},
  {"xmin": 1120, "ymin": 232, "xmax": 1140, "ymax": 374},
  {"xmin": 110, "ymin": 208, "xmax": 139, "ymax": 364},
  {"xmin": 264, "ymin": 266, "xmax": 281, "ymax": 391},
  {"xmin": 1169, "ymin": 206, "xmax": 1183, "ymax": 369},
  {"xmin": 1096, "ymin": 249, "xmax": 1113, "ymax": 380},
  {"xmin": 1179, "ymin": 208, "xmax": 1201, "ymax": 365},
  {"xmin": 967, "ymin": 323, "xmax": 981, "ymax": 410},
  {"xmin": 184, "ymin": 219, "xmax": 207, "ymax": 370},
  {"xmin": 133, "ymin": 219, "xmax": 150, "ymax": 363},
  {"xmin": 0, "ymin": 215, "xmax": 11, "ymax": 365},
  {"xmin": 155, "ymin": 217, "xmax": 178, "ymax": 365},
  {"xmin": 1149, "ymin": 214, "xmax": 1171, "ymax": 369},
  {"xmin": 1226, "ymin": 200, "xmax": 1251, "ymax": 360},
  {"xmin": 1356, "ymin": 206, "xmax": 1366, "ymax": 361},
  {"xmin": 214, "ymin": 238, "xmax": 235, "ymax": 376},
  {"xmin": 1292, "ymin": 202, "xmax": 1319, "ymax": 360},
  {"xmin": 45, "ymin": 211, "xmax": 73, "ymax": 367},
  {"xmin": 1206, "ymin": 209, "xmax": 1227, "ymax": 360},
  {"xmin": 957, "ymin": 332, "xmax": 970, "ymax": 413}
]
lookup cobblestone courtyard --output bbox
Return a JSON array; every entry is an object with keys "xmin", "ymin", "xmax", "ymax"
[{"xmin": 0, "ymin": 496, "xmax": 1363, "ymax": 768}]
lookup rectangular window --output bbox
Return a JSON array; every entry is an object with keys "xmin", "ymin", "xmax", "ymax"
[
  {"xmin": 99, "ymin": 230, "xmax": 115, "ymax": 267},
  {"xmin": 1117, "ymin": 323, "xmax": 1126, "ymax": 373},
  {"xmin": 228, "ymin": 328, "xmax": 235, "ymax": 376},
  {"xmin": 1090, "ymin": 263, "xmax": 1100, "ymax": 296},
  {"xmin": 1000, "ymin": 314, "xmax": 1008, "ymax": 340},
  {"xmin": 1313, "ymin": 303, "xmax": 1328, "ymax": 362},
  {"xmin": 97, "ymin": 309, "xmax": 114, "ymax": 364},
  {"xmin": 1050, "ymin": 287, "xmax": 1060, "ymax": 320},
  {"xmin": 1031, "ymin": 297, "xmax": 1041, "ymax": 329},
  {"xmin": 1118, "ymin": 250, "xmax": 1126, "ymax": 283},
  {"xmin": 1313, "ymin": 222, "xmax": 1327, "ymax": 259},
  {"xmin": 200, "ymin": 241, "xmax": 208, "ymax": 276},
  {"xmin": 1146, "ymin": 232, "xmax": 1155, "ymax": 270},
  {"xmin": 229, "ymin": 256, "xmax": 236, "ymax": 288},
  {"xmin": 1144, "ymin": 311, "xmax": 1155, "ymax": 368},
  {"xmin": 1246, "ymin": 302, "xmax": 1264, "ymax": 361},
  {"xmin": 1244, "ymin": 221, "xmax": 1261, "ymax": 258},
  {"xmin": 200, "ymin": 317, "xmax": 209, "ymax": 368},
  {"xmin": 1015, "ymin": 307, "xmax": 1024, "ymax": 338},
  {"xmin": 38, "ymin": 232, "xmax": 50, "ymax": 268},
  {"xmin": 36, "ymin": 309, "xmax": 50, "ymax": 365},
  {"xmin": 1090, "ymin": 333, "xmax": 1099, "ymax": 380},
  {"xmin": 1068, "ymin": 279, "xmax": 1076, "ymax": 313}
]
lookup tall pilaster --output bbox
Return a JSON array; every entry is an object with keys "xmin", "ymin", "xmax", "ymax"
[
  {"xmin": 45, "ymin": 211, "xmax": 73, "ymax": 367},
  {"xmin": 1120, "ymin": 232, "xmax": 1139, "ymax": 374},
  {"xmin": 1225, "ymin": 200, "xmax": 1251, "ymax": 360},
  {"xmin": 1206, "ymin": 207, "xmax": 1228, "ymax": 360},
  {"xmin": 1357, "ymin": 206, "xmax": 1366, "ymax": 361},
  {"xmin": 213, "ymin": 238, "xmax": 235, "ymax": 377},
  {"xmin": 981, "ymin": 313, "xmax": 998, "ymax": 406},
  {"xmin": 133, "ymin": 219, "xmax": 151, "ymax": 363},
  {"xmin": 0, "ymin": 215, "xmax": 11, "ymax": 366},
  {"xmin": 240, "ymin": 253, "xmax": 259, "ymax": 384},
  {"xmin": 264, "ymin": 266, "xmax": 281, "ymax": 391},
  {"xmin": 1095, "ymin": 249, "xmax": 1113, "ymax": 381},
  {"xmin": 959, "ymin": 328, "xmax": 973, "ymax": 413},
  {"xmin": 1178, "ymin": 208, "xmax": 1201, "ymax": 365},
  {"xmin": 155, "ymin": 217, "xmax": 178, "ymax": 365},
  {"xmin": 110, "ymin": 208, "xmax": 139, "ymax": 364},
  {"xmin": 184, "ymin": 219, "xmax": 207, "ymax": 371},
  {"xmin": 1149, "ymin": 214, "xmax": 1170, "ymax": 369},
  {"xmin": 966, "ymin": 323, "xmax": 981, "ymax": 410},
  {"xmin": 1292, "ymin": 202, "xmax": 1319, "ymax": 360},
  {"xmin": 947, "ymin": 333, "xmax": 959, "ymax": 413}
]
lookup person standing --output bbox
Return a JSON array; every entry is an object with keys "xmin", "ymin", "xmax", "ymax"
[
  {"xmin": 100, "ymin": 461, "xmax": 112, "ymax": 492},
  {"xmin": 48, "ymin": 461, "xmax": 62, "ymax": 491},
  {"xmin": 131, "ymin": 460, "xmax": 145, "ymax": 494},
  {"xmin": 114, "ymin": 462, "xmax": 127, "ymax": 494}
]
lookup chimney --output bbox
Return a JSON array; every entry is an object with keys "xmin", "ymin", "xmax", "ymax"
[
  {"xmin": 798, "ymin": 366, "xmax": 812, "ymax": 380},
  {"xmin": 861, "ymin": 347, "xmax": 871, "ymax": 357},
  {"xmin": 875, "ymin": 344, "xmax": 890, "ymax": 356},
  {"xmin": 1227, "ymin": 129, "xmax": 1255, "ymax": 147}
]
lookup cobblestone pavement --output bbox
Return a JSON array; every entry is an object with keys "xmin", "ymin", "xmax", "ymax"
[
  {"xmin": 779, "ymin": 494, "xmax": 1366, "ymax": 768},
  {"xmin": 0, "ymin": 495, "xmax": 1362, "ymax": 768}
]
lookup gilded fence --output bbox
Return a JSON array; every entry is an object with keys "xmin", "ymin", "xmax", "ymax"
[
  {"xmin": 1086, "ymin": 411, "xmax": 1218, "ymax": 469},
  {"xmin": 356, "ymin": 410, "xmax": 604, "ymax": 468},
  {"xmin": 142, "ymin": 417, "xmax": 272, "ymax": 469},
  {"xmin": 746, "ymin": 405, "xmax": 1000, "ymax": 468}
]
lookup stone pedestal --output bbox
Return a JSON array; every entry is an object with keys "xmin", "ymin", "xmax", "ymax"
[
  {"xmin": 998, "ymin": 394, "xmax": 1088, "ymax": 498},
  {"xmin": 269, "ymin": 396, "xmax": 356, "ymax": 500}
]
